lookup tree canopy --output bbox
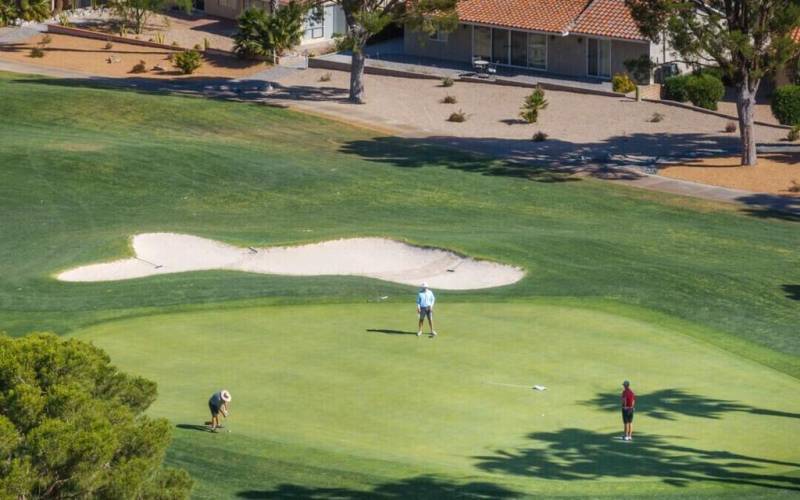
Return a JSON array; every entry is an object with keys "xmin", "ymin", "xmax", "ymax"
[
  {"xmin": 0, "ymin": 333, "xmax": 192, "ymax": 498},
  {"xmin": 626, "ymin": 0, "xmax": 800, "ymax": 165}
]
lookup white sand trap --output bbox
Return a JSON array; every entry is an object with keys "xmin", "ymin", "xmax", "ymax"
[{"xmin": 56, "ymin": 233, "xmax": 525, "ymax": 290}]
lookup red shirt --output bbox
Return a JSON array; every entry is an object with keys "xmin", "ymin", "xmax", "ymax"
[{"xmin": 622, "ymin": 388, "xmax": 635, "ymax": 408}]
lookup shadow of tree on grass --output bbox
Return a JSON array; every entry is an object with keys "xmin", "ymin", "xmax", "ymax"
[
  {"xmin": 582, "ymin": 388, "xmax": 800, "ymax": 421},
  {"xmin": 783, "ymin": 285, "xmax": 800, "ymax": 300},
  {"xmin": 237, "ymin": 475, "xmax": 520, "ymax": 499},
  {"xmin": 474, "ymin": 428, "xmax": 800, "ymax": 491}
]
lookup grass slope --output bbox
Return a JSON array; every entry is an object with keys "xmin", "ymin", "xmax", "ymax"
[{"xmin": 74, "ymin": 303, "xmax": 800, "ymax": 498}]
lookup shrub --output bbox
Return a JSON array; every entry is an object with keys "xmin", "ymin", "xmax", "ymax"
[
  {"xmin": 171, "ymin": 40, "xmax": 180, "ymax": 47},
  {"xmin": 29, "ymin": 46, "xmax": 45, "ymax": 58},
  {"xmin": 519, "ymin": 86, "xmax": 548, "ymax": 124},
  {"xmin": 39, "ymin": 34, "xmax": 52, "ymax": 45},
  {"xmin": 193, "ymin": 43, "xmax": 202, "ymax": 50},
  {"xmin": 649, "ymin": 112, "xmax": 664, "ymax": 123},
  {"xmin": 131, "ymin": 59, "xmax": 147, "ymax": 73},
  {"xmin": 319, "ymin": 72, "xmax": 331, "ymax": 82},
  {"xmin": 203, "ymin": 37, "xmax": 211, "ymax": 51},
  {"xmin": 173, "ymin": 49, "xmax": 202, "ymax": 74},
  {"xmin": 532, "ymin": 131, "xmax": 548, "ymax": 142},
  {"xmin": 104, "ymin": 41, "xmax": 114, "ymax": 50},
  {"xmin": 233, "ymin": 3, "xmax": 305, "ymax": 59},
  {"xmin": 789, "ymin": 180, "xmax": 800, "ymax": 193},
  {"xmin": 612, "ymin": 73, "xmax": 636, "ymax": 94},
  {"xmin": 441, "ymin": 95, "xmax": 457, "ymax": 104},
  {"xmin": 153, "ymin": 32, "xmax": 165, "ymax": 44},
  {"xmin": 771, "ymin": 85, "xmax": 800, "ymax": 125},
  {"xmin": 447, "ymin": 109, "xmax": 467, "ymax": 122},
  {"xmin": 685, "ymin": 73, "xmax": 725, "ymax": 110},
  {"xmin": 724, "ymin": 121, "xmax": 737, "ymax": 133},
  {"xmin": 623, "ymin": 55, "xmax": 654, "ymax": 84},
  {"xmin": 441, "ymin": 76, "xmax": 454, "ymax": 87},
  {"xmin": 663, "ymin": 74, "xmax": 690, "ymax": 102},
  {"xmin": 788, "ymin": 125, "xmax": 800, "ymax": 142},
  {"xmin": 57, "ymin": 11, "xmax": 71, "ymax": 26}
]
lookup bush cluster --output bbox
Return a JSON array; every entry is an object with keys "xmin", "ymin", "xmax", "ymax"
[
  {"xmin": 771, "ymin": 85, "xmax": 800, "ymax": 126},
  {"xmin": 663, "ymin": 73, "xmax": 724, "ymax": 110},
  {"xmin": 519, "ymin": 86, "xmax": 548, "ymax": 124},
  {"xmin": 612, "ymin": 73, "xmax": 636, "ymax": 94}
]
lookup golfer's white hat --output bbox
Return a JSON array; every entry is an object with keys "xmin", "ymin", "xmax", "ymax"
[
  {"xmin": 221, "ymin": 390, "xmax": 232, "ymax": 402},
  {"xmin": 421, "ymin": 282, "xmax": 429, "ymax": 289}
]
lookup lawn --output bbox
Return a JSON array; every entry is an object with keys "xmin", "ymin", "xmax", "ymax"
[{"xmin": 1, "ymin": 70, "xmax": 799, "ymax": 497}]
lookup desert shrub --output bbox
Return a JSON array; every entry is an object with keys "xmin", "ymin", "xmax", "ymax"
[
  {"xmin": 441, "ymin": 95, "xmax": 457, "ymax": 104},
  {"xmin": 788, "ymin": 125, "xmax": 800, "ymax": 142},
  {"xmin": 441, "ymin": 76, "xmax": 454, "ymax": 87},
  {"xmin": 447, "ymin": 109, "xmax": 467, "ymax": 122},
  {"xmin": 193, "ymin": 43, "xmax": 202, "ymax": 50},
  {"xmin": 612, "ymin": 73, "xmax": 636, "ymax": 94},
  {"xmin": 724, "ymin": 121, "xmax": 737, "ymax": 133},
  {"xmin": 171, "ymin": 40, "xmax": 180, "ymax": 47},
  {"xmin": 57, "ymin": 11, "xmax": 71, "ymax": 26},
  {"xmin": 131, "ymin": 59, "xmax": 147, "ymax": 73},
  {"xmin": 532, "ymin": 131, "xmax": 548, "ymax": 142},
  {"xmin": 29, "ymin": 46, "xmax": 45, "ymax": 58},
  {"xmin": 663, "ymin": 74, "xmax": 690, "ymax": 102},
  {"xmin": 771, "ymin": 85, "xmax": 800, "ymax": 125},
  {"xmin": 789, "ymin": 180, "xmax": 800, "ymax": 193},
  {"xmin": 104, "ymin": 41, "xmax": 114, "ymax": 49},
  {"xmin": 203, "ymin": 37, "xmax": 211, "ymax": 51},
  {"xmin": 685, "ymin": 73, "xmax": 724, "ymax": 110},
  {"xmin": 39, "ymin": 34, "xmax": 52, "ymax": 45},
  {"xmin": 153, "ymin": 32, "xmax": 165, "ymax": 44},
  {"xmin": 649, "ymin": 112, "xmax": 664, "ymax": 123},
  {"xmin": 319, "ymin": 72, "xmax": 331, "ymax": 82},
  {"xmin": 519, "ymin": 86, "xmax": 548, "ymax": 124},
  {"xmin": 173, "ymin": 49, "xmax": 202, "ymax": 74}
]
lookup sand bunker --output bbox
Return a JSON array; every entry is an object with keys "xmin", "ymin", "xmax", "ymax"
[{"xmin": 57, "ymin": 233, "xmax": 524, "ymax": 290}]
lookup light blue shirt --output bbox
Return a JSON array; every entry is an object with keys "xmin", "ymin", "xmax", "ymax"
[{"xmin": 417, "ymin": 289, "xmax": 435, "ymax": 308}]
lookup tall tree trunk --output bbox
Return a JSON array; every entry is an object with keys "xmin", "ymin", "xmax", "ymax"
[
  {"xmin": 736, "ymin": 80, "xmax": 759, "ymax": 166},
  {"xmin": 349, "ymin": 45, "xmax": 366, "ymax": 104},
  {"xmin": 269, "ymin": 0, "xmax": 278, "ymax": 13}
]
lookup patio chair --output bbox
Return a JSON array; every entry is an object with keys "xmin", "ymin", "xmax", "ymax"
[{"xmin": 486, "ymin": 62, "xmax": 497, "ymax": 79}]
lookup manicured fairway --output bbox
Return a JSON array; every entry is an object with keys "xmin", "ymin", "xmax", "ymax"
[{"xmin": 73, "ymin": 303, "xmax": 800, "ymax": 498}]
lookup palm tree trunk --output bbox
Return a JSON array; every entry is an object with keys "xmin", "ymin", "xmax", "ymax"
[{"xmin": 736, "ymin": 80, "xmax": 759, "ymax": 166}]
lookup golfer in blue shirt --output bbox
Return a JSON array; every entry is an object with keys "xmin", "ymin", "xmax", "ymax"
[{"xmin": 416, "ymin": 282, "xmax": 437, "ymax": 338}]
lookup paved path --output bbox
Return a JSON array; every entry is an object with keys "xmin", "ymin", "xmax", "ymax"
[{"xmin": 0, "ymin": 43, "xmax": 796, "ymax": 219}]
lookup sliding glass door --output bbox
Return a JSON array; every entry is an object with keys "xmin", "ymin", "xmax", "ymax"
[
  {"xmin": 510, "ymin": 31, "xmax": 527, "ymax": 66},
  {"xmin": 473, "ymin": 26, "xmax": 491, "ymax": 61},
  {"xmin": 492, "ymin": 29, "xmax": 509, "ymax": 64},
  {"xmin": 587, "ymin": 38, "xmax": 611, "ymax": 77}
]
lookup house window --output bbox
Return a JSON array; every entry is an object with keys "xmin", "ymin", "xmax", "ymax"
[
  {"xmin": 527, "ymin": 33, "xmax": 546, "ymax": 69},
  {"xmin": 430, "ymin": 30, "xmax": 448, "ymax": 42},
  {"xmin": 587, "ymin": 38, "xmax": 611, "ymax": 77},
  {"xmin": 473, "ymin": 26, "xmax": 491, "ymax": 60},
  {"xmin": 304, "ymin": 7, "xmax": 325, "ymax": 39}
]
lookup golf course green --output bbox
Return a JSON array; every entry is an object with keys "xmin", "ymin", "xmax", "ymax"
[{"xmin": 1, "ymin": 71, "xmax": 799, "ymax": 497}]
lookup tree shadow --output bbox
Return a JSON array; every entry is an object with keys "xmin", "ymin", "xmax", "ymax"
[
  {"xmin": 582, "ymin": 388, "xmax": 800, "ymax": 421},
  {"xmin": 474, "ymin": 428, "xmax": 800, "ymax": 491},
  {"xmin": 736, "ymin": 193, "xmax": 800, "ymax": 221},
  {"xmin": 237, "ymin": 475, "xmax": 520, "ymax": 499},
  {"xmin": 783, "ymin": 285, "xmax": 800, "ymax": 300},
  {"xmin": 366, "ymin": 328, "xmax": 418, "ymax": 335}
]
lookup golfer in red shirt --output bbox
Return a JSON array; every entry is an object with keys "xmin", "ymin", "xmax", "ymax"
[{"xmin": 621, "ymin": 380, "xmax": 635, "ymax": 441}]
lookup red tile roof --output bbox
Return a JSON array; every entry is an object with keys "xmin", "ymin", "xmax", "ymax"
[
  {"xmin": 457, "ymin": 0, "xmax": 588, "ymax": 34},
  {"xmin": 571, "ymin": 0, "xmax": 647, "ymax": 41},
  {"xmin": 456, "ymin": 0, "xmax": 647, "ymax": 41}
]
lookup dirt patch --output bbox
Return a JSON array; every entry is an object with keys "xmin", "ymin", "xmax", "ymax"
[
  {"xmin": 659, "ymin": 153, "xmax": 800, "ymax": 196},
  {"xmin": 0, "ymin": 33, "xmax": 265, "ymax": 79}
]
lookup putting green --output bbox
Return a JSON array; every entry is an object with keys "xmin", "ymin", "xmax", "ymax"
[{"xmin": 74, "ymin": 302, "xmax": 800, "ymax": 498}]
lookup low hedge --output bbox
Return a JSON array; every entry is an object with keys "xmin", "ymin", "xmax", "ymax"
[
  {"xmin": 663, "ymin": 75, "xmax": 690, "ymax": 102},
  {"xmin": 771, "ymin": 85, "xmax": 800, "ymax": 125},
  {"xmin": 685, "ymin": 73, "xmax": 725, "ymax": 110}
]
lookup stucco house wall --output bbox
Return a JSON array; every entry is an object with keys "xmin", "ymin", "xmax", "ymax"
[{"xmin": 403, "ymin": 24, "xmax": 473, "ymax": 63}]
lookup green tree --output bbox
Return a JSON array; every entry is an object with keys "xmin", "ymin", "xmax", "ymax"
[
  {"xmin": 0, "ymin": 333, "xmax": 192, "ymax": 498},
  {"xmin": 626, "ymin": 0, "xmax": 800, "ymax": 166},
  {"xmin": 234, "ymin": 1, "xmax": 306, "ymax": 61},
  {"xmin": 331, "ymin": 0, "xmax": 458, "ymax": 103},
  {"xmin": 111, "ymin": 0, "xmax": 191, "ymax": 34},
  {"xmin": 0, "ymin": 0, "xmax": 50, "ymax": 26}
]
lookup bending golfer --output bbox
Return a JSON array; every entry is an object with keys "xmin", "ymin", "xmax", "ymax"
[
  {"xmin": 621, "ymin": 380, "xmax": 635, "ymax": 441},
  {"xmin": 416, "ymin": 282, "xmax": 437, "ymax": 338},
  {"xmin": 208, "ymin": 389, "xmax": 231, "ymax": 432}
]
